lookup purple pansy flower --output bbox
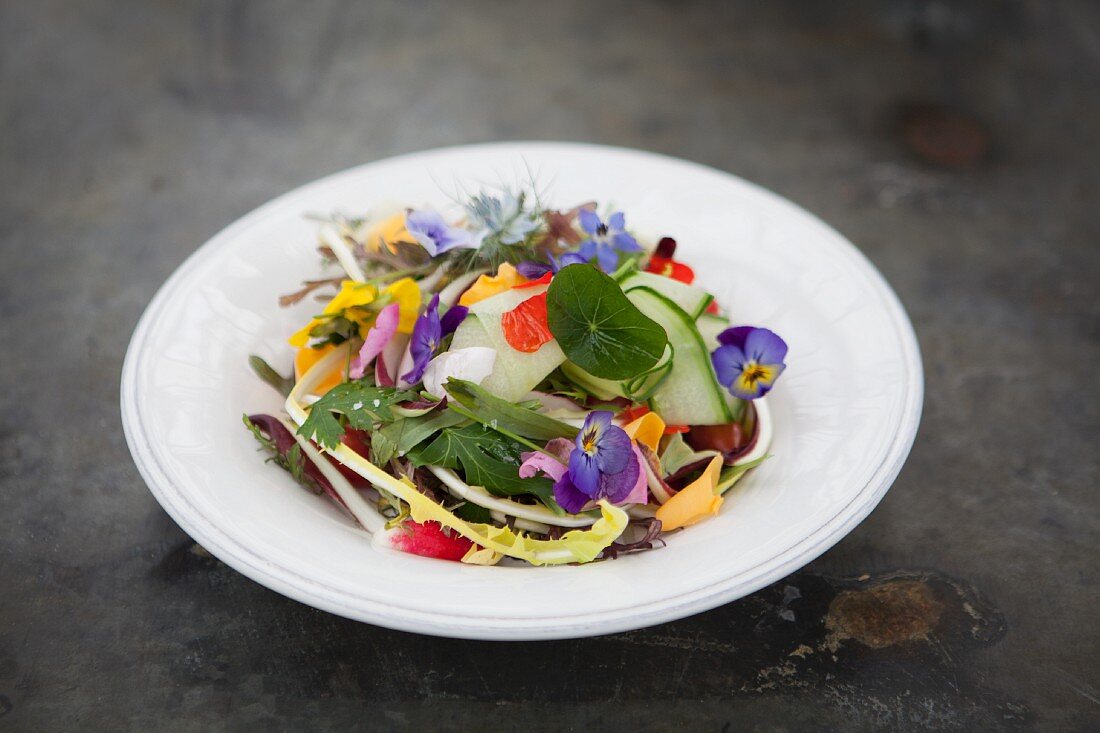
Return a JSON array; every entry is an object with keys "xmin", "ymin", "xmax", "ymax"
[
  {"xmin": 400, "ymin": 295, "xmax": 468, "ymax": 385},
  {"xmin": 515, "ymin": 252, "xmax": 590, "ymax": 279},
  {"xmin": 405, "ymin": 209, "xmax": 474, "ymax": 257},
  {"xmin": 556, "ymin": 411, "xmax": 640, "ymax": 513},
  {"xmin": 711, "ymin": 326, "xmax": 788, "ymax": 400},
  {"xmin": 577, "ymin": 209, "xmax": 641, "ymax": 272}
]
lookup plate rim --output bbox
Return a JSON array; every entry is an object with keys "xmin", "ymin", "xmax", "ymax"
[{"xmin": 121, "ymin": 141, "xmax": 923, "ymax": 640}]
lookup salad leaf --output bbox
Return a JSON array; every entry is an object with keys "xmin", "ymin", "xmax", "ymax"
[
  {"xmin": 408, "ymin": 423, "xmax": 557, "ymax": 506},
  {"xmin": 248, "ymin": 355, "xmax": 295, "ymax": 396},
  {"xmin": 376, "ymin": 409, "xmax": 467, "ymax": 460},
  {"xmin": 452, "ymin": 501, "xmax": 493, "ymax": 523},
  {"xmin": 444, "ymin": 378, "xmax": 578, "ymax": 442},
  {"xmin": 545, "ymin": 264, "xmax": 668, "ymax": 380},
  {"xmin": 297, "ymin": 381, "xmax": 417, "ymax": 449}
]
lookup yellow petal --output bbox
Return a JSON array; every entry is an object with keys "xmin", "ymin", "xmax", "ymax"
[
  {"xmin": 288, "ymin": 280, "xmax": 378, "ymax": 346},
  {"xmin": 366, "ymin": 212, "xmax": 411, "ymax": 253},
  {"xmin": 623, "ymin": 412, "xmax": 665, "ymax": 452},
  {"xmin": 458, "ymin": 263, "xmax": 528, "ymax": 307},
  {"xmin": 655, "ymin": 456, "xmax": 724, "ymax": 531},
  {"xmin": 294, "ymin": 344, "xmax": 344, "ymax": 395},
  {"xmin": 382, "ymin": 277, "xmax": 424, "ymax": 334},
  {"xmin": 461, "ymin": 546, "xmax": 503, "ymax": 565}
]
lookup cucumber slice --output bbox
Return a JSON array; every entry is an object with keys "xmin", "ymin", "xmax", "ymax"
[
  {"xmin": 620, "ymin": 271, "xmax": 714, "ymax": 320},
  {"xmin": 696, "ymin": 312, "xmax": 730, "ymax": 351},
  {"xmin": 626, "ymin": 287, "xmax": 734, "ymax": 425},
  {"xmin": 560, "ymin": 344, "xmax": 673, "ymax": 402},
  {"xmin": 449, "ymin": 285, "xmax": 565, "ymax": 402}
]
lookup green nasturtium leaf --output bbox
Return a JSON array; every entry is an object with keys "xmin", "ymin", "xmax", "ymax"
[{"xmin": 545, "ymin": 264, "xmax": 668, "ymax": 380}]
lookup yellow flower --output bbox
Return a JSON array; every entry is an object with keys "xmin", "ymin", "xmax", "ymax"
[
  {"xmin": 289, "ymin": 280, "xmax": 378, "ymax": 347},
  {"xmin": 382, "ymin": 277, "xmax": 423, "ymax": 334},
  {"xmin": 458, "ymin": 263, "xmax": 528, "ymax": 307},
  {"xmin": 366, "ymin": 212, "xmax": 411, "ymax": 253},
  {"xmin": 655, "ymin": 456, "xmax": 724, "ymax": 530},
  {"xmin": 288, "ymin": 277, "xmax": 424, "ymax": 348},
  {"xmin": 622, "ymin": 412, "xmax": 665, "ymax": 452}
]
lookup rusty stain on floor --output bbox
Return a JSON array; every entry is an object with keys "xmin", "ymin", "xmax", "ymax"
[{"xmin": 825, "ymin": 578, "xmax": 944, "ymax": 649}]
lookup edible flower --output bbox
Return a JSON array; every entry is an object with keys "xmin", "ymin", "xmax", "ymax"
[
  {"xmin": 577, "ymin": 210, "xmax": 641, "ymax": 272},
  {"xmin": 515, "ymin": 251, "xmax": 588, "ymax": 279},
  {"xmin": 400, "ymin": 295, "xmax": 467, "ymax": 385},
  {"xmin": 558, "ymin": 411, "xmax": 641, "ymax": 513},
  {"xmin": 348, "ymin": 303, "xmax": 400, "ymax": 379},
  {"xmin": 654, "ymin": 456, "xmax": 724, "ymax": 530},
  {"xmin": 288, "ymin": 277, "xmax": 422, "ymax": 348},
  {"xmin": 645, "ymin": 238, "xmax": 695, "ymax": 283},
  {"xmin": 405, "ymin": 209, "xmax": 474, "ymax": 256},
  {"xmin": 288, "ymin": 280, "xmax": 378, "ymax": 347},
  {"xmin": 365, "ymin": 212, "xmax": 411, "ymax": 253},
  {"xmin": 711, "ymin": 326, "xmax": 788, "ymax": 400},
  {"xmin": 421, "ymin": 347, "xmax": 497, "ymax": 399},
  {"xmin": 465, "ymin": 191, "xmax": 540, "ymax": 245},
  {"xmin": 622, "ymin": 412, "xmax": 666, "ymax": 452},
  {"xmin": 458, "ymin": 262, "xmax": 528, "ymax": 306}
]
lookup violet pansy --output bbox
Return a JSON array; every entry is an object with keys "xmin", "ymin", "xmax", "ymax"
[
  {"xmin": 711, "ymin": 326, "xmax": 788, "ymax": 400},
  {"xmin": 405, "ymin": 209, "xmax": 474, "ymax": 257}
]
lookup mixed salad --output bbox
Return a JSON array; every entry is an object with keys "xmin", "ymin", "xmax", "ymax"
[{"xmin": 245, "ymin": 189, "xmax": 788, "ymax": 566}]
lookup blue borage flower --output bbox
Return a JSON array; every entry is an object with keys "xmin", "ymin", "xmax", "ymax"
[
  {"xmin": 711, "ymin": 326, "xmax": 788, "ymax": 400},
  {"xmin": 405, "ymin": 209, "xmax": 474, "ymax": 256},
  {"xmin": 577, "ymin": 210, "xmax": 641, "ymax": 272},
  {"xmin": 556, "ymin": 411, "xmax": 640, "ymax": 513},
  {"xmin": 401, "ymin": 295, "xmax": 468, "ymax": 384}
]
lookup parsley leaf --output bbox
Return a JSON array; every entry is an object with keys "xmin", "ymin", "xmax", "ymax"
[
  {"xmin": 408, "ymin": 423, "xmax": 557, "ymax": 506},
  {"xmin": 546, "ymin": 263, "xmax": 668, "ymax": 380},
  {"xmin": 297, "ymin": 381, "xmax": 417, "ymax": 449}
]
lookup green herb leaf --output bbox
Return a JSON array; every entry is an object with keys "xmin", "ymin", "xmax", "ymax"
[
  {"xmin": 408, "ymin": 423, "xmax": 556, "ymax": 505},
  {"xmin": 248, "ymin": 355, "xmax": 296, "ymax": 396},
  {"xmin": 376, "ymin": 409, "xmax": 468, "ymax": 459},
  {"xmin": 717, "ymin": 455, "xmax": 769, "ymax": 495},
  {"xmin": 452, "ymin": 501, "xmax": 492, "ymax": 523},
  {"xmin": 546, "ymin": 263, "xmax": 668, "ymax": 380},
  {"xmin": 444, "ymin": 378, "xmax": 578, "ymax": 442},
  {"xmin": 297, "ymin": 382, "xmax": 417, "ymax": 449}
]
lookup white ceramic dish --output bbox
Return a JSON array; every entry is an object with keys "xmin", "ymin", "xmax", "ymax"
[{"xmin": 121, "ymin": 142, "xmax": 922, "ymax": 640}]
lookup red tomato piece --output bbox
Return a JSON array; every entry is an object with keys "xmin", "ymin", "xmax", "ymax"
[{"xmin": 502, "ymin": 292, "xmax": 553, "ymax": 353}]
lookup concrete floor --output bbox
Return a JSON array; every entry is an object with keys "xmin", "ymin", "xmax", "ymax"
[{"xmin": 2, "ymin": 1, "xmax": 1098, "ymax": 730}]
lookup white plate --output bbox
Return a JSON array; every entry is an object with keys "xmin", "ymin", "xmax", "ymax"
[{"xmin": 121, "ymin": 142, "xmax": 922, "ymax": 640}]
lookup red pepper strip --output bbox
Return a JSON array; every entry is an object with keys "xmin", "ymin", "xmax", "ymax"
[
  {"xmin": 389, "ymin": 520, "xmax": 474, "ymax": 561},
  {"xmin": 513, "ymin": 272, "xmax": 553, "ymax": 289},
  {"xmin": 502, "ymin": 292, "xmax": 553, "ymax": 353},
  {"xmin": 617, "ymin": 404, "xmax": 689, "ymax": 434},
  {"xmin": 618, "ymin": 404, "xmax": 651, "ymax": 423},
  {"xmin": 645, "ymin": 256, "xmax": 695, "ymax": 284},
  {"xmin": 705, "ymin": 300, "xmax": 721, "ymax": 315}
]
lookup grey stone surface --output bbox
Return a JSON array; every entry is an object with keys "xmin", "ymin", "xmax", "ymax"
[{"xmin": 2, "ymin": 1, "xmax": 1098, "ymax": 730}]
